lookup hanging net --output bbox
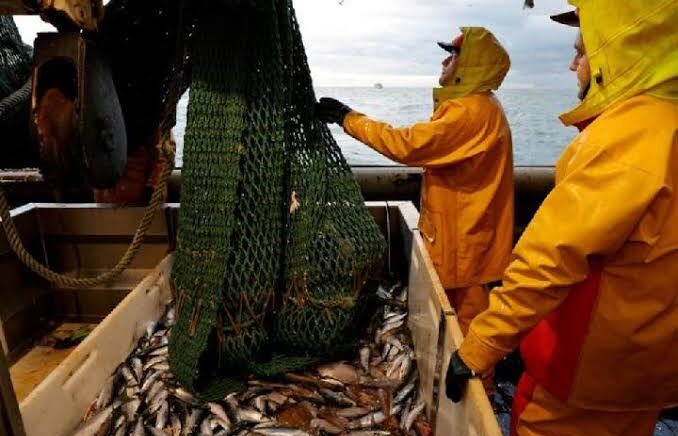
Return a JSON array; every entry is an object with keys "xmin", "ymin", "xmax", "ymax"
[
  {"xmin": 0, "ymin": 17, "xmax": 36, "ymax": 169},
  {"xmin": 168, "ymin": 0, "xmax": 385, "ymax": 399},
  {"xmin": 0, "ymin": 16, "xmax": 31, "ymax": 99}
]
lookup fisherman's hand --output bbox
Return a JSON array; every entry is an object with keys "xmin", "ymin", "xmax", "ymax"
[
  {"xmin": 315, "ymin": 97, "xmax": 352, "ymax": 125},
  {"xmin": 446, "ymin": 350, "xmax": 475, "ymax": 402}
]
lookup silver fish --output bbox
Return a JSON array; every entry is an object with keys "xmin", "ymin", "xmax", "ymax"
[
  {"xmin": 143, "ymin": 355, "xmax": 167, "ymax": 371},
  {"xmin": 359, "ymin": 347, "xmax": 371, "ymax": 372},
  {"xmin": 311, "ymin": 418, "xmax": 343, "ymax": 434},
  {"xmin": 131, "ymin": 357, "xmax": 144, "ymax": 382},
  {"xmin": 112, "ymin": 423, "xmax": 127, "ymax": 436},
  {"xmin": 172, "ymin": 386, "xmax": 199, "ymax": 405},
  {"xmin": 200, "ymin": 418, "xmax": 214, "ymax": 435},
  {"xmin": 239, "ymin": 408, "xmax": 270, "ymax": 423},
  {"xmin": 254, "ymin": 396, "xmax": 267, "ymax": 413},
  {"xmin": 397, "ymin": 287, "xmax": 408, "ymax": 302},
  {"xmin": 122, "ymin": 398, "xmax": 141, "ymax": 421},
  {"xmin": 346, "ymin": 432, "xmax": 392, "ymax": 436},
  {"xmin": 386, "ymin": 344, "xmax": 401, "ymax": 361},
  {"xmin": 148, "ymin": 389, "xmax": 169, "ymax": 414},
  {"xmin": 402, "ymin": 400, "xmax": 425, "ymax": 431},
  {"xmin": 145, "ymin": 321, "xmax": 157, "ymax": 338},
  {"xmin": 121, "ymin": 365, "xmax": 138, "ymax": 386},
  {"xmin": 72, "ymin": 404, "xmax": 115, "ymax": 436},
  {"xmin": 95, "ymin": 375, "xmax": 115, "ymax": 411},
  {"xmin": 146, "ymin": 379, "xmax": 164, "ymax": 402},
  {"xmin": 319, "ymin": 388, "xmax": 356, "ymax": 407},
  {"xmin": 183, "ymin": 409, "xmax": 201, "ymax": 435},
  {"xmin": 155, "ymin": 400, "xmax": 169, "ymax": 429},
  {"xmin": 132, "ymin": 419, "xmax": 144, "ymax": 436},
  {"xmin": 337, "ymin": 407, "xmax": 371, "ymax": 419},
  {"xmin": 396, "ymin": 354, "xmax": 414, "ymax": 382},
  {"xmin": 251, "ymin": 428, "xmax": 310, "ymax": 436},
  {"xmin": 393, "ymin": 382, "xmax": 416, "ymax": 404},
  {"xmin": 208, "ymin": 402, "xmax": 231, "ymax": 427},
  {"xmin": 141, "ymin": 370, "xmax": 163, "ymax": 392},
  {"xmin": 146, "ymin": 426, "xmax": 167, "ymax": 436},
  {"xmin": 387, "ymin": 353, "xmax": 407, "ymax": 378},
  {"xmin": 380, "ymin": 343, "xmax": 392, "ymax": 361},
  {"xmin": 375, "ymin": 285, "xmax": 391, "ymax": 300},
  {"xmin": 170, "ymin": 414, "xmax": 182, "ymax": 436},
  {"xmin": 349, "ymin": 404, "xmax": 402, "ymax": 430},
  {"xmin": 148, "ymin": 345, "xmax": 169, "ymax": 357}
]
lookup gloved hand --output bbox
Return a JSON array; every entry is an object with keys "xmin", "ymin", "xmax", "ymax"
[
  {"xmin": 446, "ymin": 350, "xmax": 476, "ymax": 402},
  {"xmin": 315, "ymin": 97, "xmax": 352, "ymax": 125}
]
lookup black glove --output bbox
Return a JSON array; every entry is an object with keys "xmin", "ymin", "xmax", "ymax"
[
  {"xmin": 446, "ymin": 350, "xmax": 476, "ymax": 402},
  {"xmin": 315, "ymin": 97, "xmax": 352, "ymax": 125}
]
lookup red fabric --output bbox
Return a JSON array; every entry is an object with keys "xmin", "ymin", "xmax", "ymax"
[
  {"xmin": 511, "ymin": 372, "xmax": 538, "ymax": 436},
  {"xmin": 574, "ymin": 117, "xmax": 595, "ymax": 131},
  {"xmin": 520, "ymin": 259, "xmax": 603, "ymax": 402}
]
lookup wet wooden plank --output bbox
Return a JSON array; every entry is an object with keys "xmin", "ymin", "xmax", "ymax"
[
  {"xmin": 0, "ymin": 344, "xmax": 25, "ymax": 436},
  {"xmin": 408, "ymin": 231, "xmax": 451, "ymax": 421},
  {"xmin": 436, "ymin": 315, "xmax": 501, "ymax": 436},
  {"xmin": 9, "ymin": 323, "xmax": 97, "ymax": 403}
]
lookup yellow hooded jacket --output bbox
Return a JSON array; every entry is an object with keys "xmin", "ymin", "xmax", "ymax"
[
  {"xmin": 342, "ymin": 27, "xmax": 514, "ymax": 289},
  {"xmin": 459, "ymin": 0, "xmax": 678, "ymax": 410}
]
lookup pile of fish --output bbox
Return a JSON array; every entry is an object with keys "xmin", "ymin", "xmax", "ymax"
[{"xmin": 74, "ymin": 282, "xmax": 431, "ymax": 436}]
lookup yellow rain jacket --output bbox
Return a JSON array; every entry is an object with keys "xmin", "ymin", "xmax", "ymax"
[
  {"xmin": 343, "ymin": 27, "xmax": 514, "ymax": 289},
  {"xmin": 459, "ymin": 0, "xmax": 678, "ymax": 410}
]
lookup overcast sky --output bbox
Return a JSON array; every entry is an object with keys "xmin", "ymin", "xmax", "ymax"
[{"xmin": 15, "ymin": 0, "xmax": 578, "ymax": 88}]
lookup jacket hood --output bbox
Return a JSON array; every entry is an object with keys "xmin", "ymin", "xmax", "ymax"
[
  {"xmin": 560, "ymin": 0, "xmax": 678, "ymax": 126},
  {"xmin": 433, "ymin": 27, "xmax": 510, "ymax": 110}
]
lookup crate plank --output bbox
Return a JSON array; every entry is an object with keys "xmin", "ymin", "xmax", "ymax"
[
  {"xmin": 19, "ymin": 255, "xmax": 173, "ymax": 436},
  {"xmin": 436, "ymin": 315, "xmax": 501, "ymax": 436},
  {"xmin": 408, "ymin": 231, "xmax": 452, "ymax": 421}
]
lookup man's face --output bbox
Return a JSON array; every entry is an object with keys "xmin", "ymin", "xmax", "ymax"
[
  {"xmin": 439, "ymin": 51, "xmax": 459, "ymax": 87},
  {"xmin": 570, "ymin": 32, "xmax": 590, "ymax": 100}
]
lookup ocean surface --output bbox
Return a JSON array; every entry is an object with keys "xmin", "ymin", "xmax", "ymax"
[{"xmin": 172, "ymin": 87, "xmax": 580, "ymax": 167}]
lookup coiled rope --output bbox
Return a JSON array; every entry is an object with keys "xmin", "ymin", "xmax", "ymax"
[{"xmin": 0, "ymin": 79, "xmax": 174, "ymax": 288}]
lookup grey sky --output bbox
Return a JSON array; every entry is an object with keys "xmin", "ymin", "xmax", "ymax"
[{"xmin": 15, "ymin": 0, "xmax": 578, "ymax": 88}]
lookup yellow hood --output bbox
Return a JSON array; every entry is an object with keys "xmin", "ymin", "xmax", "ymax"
[
  {"xmin": 560, "ymin": 0, "xmax": 678, "ymax": 125},
  {"xmin": 433, "ymin": 27, "xmax": 510, "ymax": 110}
]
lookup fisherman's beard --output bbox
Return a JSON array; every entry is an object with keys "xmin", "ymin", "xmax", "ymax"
[{"xmin": 578, "ymin": 80, "xmax": 591, "ymax": 101}]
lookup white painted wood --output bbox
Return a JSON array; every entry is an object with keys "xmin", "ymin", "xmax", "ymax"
[{"xmin": 435, "ymin": 310, "xmax": 502, "ymax": 436}]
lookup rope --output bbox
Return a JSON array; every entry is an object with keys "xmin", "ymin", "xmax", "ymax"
[{"xmin": 0, "ymin": 138, "xmax": 174, "ymax": 288}]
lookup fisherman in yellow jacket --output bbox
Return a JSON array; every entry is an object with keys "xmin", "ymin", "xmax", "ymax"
[
  {"xmin": 445, "ymin": 1, "xmax": 678, "ymax": 435},
  {"xmin": 316, "ymin": 27, "xmax": 514, "ymax": 398}
]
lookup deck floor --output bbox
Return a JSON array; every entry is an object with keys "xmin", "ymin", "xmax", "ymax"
[{"xmin": 10, "ymin": 323, "xmax": 96, "ymax": 402}]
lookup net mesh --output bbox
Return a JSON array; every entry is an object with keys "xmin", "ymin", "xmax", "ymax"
[
  {"xmin": 0, "ymin": 17, "xmax": 36, "ymax": 169},
  {"xmin": 169, "ymin": 0, "xmax": 385, "ymax": 398},
  {"xmin": 0, "ymin": 16, "xmax": 31, "ymax": 99}
]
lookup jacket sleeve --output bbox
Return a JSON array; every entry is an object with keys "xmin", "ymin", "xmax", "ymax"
[
  {"xmin": 341, "ymin": 101, "xmax": 488, "ymax": 167},
  {"xmin": 458, "ymin": 143, "xmax": 664, "ymax": 373}
]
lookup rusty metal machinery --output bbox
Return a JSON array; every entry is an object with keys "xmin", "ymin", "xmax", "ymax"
[{"xmin": 0, "ymin": 0, "xmax": 103, "ymax": 31}]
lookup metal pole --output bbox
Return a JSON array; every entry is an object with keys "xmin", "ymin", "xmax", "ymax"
[{"xmin": 0, "ymin": 348, "xmax": 24, "ymax": 436}]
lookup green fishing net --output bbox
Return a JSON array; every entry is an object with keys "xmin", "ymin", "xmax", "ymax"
[
  {"xmin": 0, "ymin": 16, "xmax": 30, "ymax": 99},
  {"xmin": 168, "ymin": 0, "xmax": 385, "ymax": 398}
]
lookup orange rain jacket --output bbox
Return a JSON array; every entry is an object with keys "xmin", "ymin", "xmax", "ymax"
[
  {"xmin": 342, "ymin": 27, "xmax": 514, "ymax": 289},
  {"xmin": 459, "ymin": 0, "xmax": 678, "ymax": 411}
]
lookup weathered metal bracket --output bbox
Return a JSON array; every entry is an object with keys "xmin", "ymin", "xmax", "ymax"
[{"xmin": 0, "ymin": 0, "xmax": 103, "ymax": 32}]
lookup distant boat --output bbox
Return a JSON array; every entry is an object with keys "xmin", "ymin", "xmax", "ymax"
[{"xmin": 374, "ymin": 83, "xmax": 384, "ymax": 89}]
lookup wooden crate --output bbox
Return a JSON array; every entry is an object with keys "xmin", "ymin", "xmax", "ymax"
[{"xmin": 0, "ymin": 202, "xmax": 499, "ymax": 436}]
